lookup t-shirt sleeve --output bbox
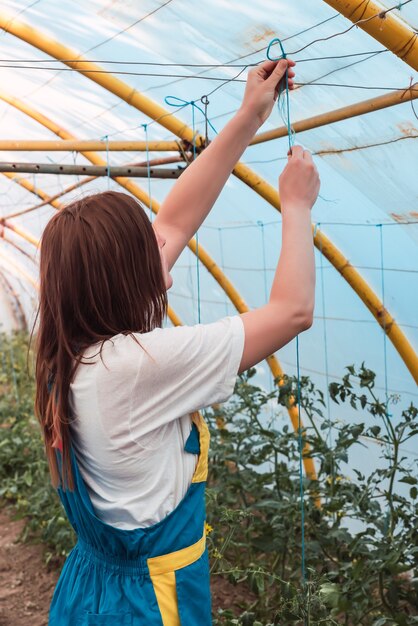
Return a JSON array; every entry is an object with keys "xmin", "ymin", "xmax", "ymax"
[{"xmin": 128, "ymin": 316, "xmax": 244, "ymax": 438}]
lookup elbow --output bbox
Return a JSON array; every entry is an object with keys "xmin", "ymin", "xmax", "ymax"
[{"xmin": 294, "ymin": 307, "xmax": 314, "ymax": 333}]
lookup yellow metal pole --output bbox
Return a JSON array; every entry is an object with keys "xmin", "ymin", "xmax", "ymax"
[
  {"xmin": 0, "ymin": 91, "xmax": 317, "ymax": 482},
  {"xmin": 0, "ymin": 198, "xmax": 183, "ymax": 333},
  {"xmin": 0, "ymin": 140, "xmax": 180, "ymax": 152},
  {"xmin": 322, "ymin": 0, "xmax": 418, "ymax": 71},
  {"xmin": 2, "ymin": 16, "xmax": 415, "ymax": 386},
  {"xmin": 251, "ymin": 83, "xmax": 418, "ymax": 145}
]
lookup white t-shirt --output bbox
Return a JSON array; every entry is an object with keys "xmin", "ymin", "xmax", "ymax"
[{"xmin": 69, "ymin": 316, "xmax": 245, "ymax": 530}]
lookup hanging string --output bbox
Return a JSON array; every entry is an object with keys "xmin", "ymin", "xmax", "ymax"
[
  {"xmin": 317, "ymin": 223, "xmax": 335, "ymax": 512},
  {"xmin": 218, "ymin": 227, "xmax": 229, "ymax": 317},
  {"xmin": 101, "ymin": 134, "xmax": 110, "ymax": 190},
  {"xmin": 72, "ymin": 150, "xmax": 80, "ymax": 184},
  {"xmin": 296, "ymin": 335, "xmax": 306, "ymax": 589},
  {"xmin": 191, "ymin": 101, "xmax": 201, "ymax": 323},
  {"xmin": 378, "ymin": 224, "xmax": 390, "ymax": 414},
  {"xmin": 142, "ymin": 124, "xmax": 153, "ymax": 222},
  {"xmin": 378, "ymin": 223, "xmax": 392, "ymax": 537},
  {"xmin": 258, "ymin": 220, "xmax": 269, "ymax": 303},
  {"xmin": 258, "ymin": 220, "xmax": 274, "ymax": 415},
  {"xmin": 267, "ymin": 37, "xmax": 306, "ymax": 597}
]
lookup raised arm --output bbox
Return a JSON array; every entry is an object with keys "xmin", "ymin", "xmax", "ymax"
[
  {"xmin": 239, "ymin": 146, "xmax": 320, "ymax": 373},
  {"xmin": 154, "ymin": 59, "xmax": 295, "ymax": 271}
]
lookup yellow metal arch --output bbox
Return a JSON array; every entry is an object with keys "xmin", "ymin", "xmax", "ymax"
[
  {"xmin": 322, "ymin": 0, "xmax": 418, "ymax": 71},
  {"xmin": 0, "ymin": 177, "xmax": 182, "ymax": 331},
  {"xmin": 1, "ymin": 15, "xmax": 416, "ymax": 385},
  {"xmin": 0, "ymin": 90, "xmax": 317, "ymax": 481}
]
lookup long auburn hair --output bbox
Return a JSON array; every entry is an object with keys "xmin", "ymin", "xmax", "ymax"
[{"xmin": 34, "ymin": 191, "xmax": 167, "ymax": 491}]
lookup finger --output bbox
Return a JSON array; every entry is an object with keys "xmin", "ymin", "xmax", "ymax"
[
  {"xmin": 267, "ymin": 58, "xmax": 290, "ymax": 86},
  {"xmin": 255, "ymin": 59, "xmax": 280, "ymax": 79},
  {"xmin": 303, "ymin": 149, "xmax": 313, "ymax": 161},
  {"xmin": 290, "ymin": 145, "xmax": 304, "ymax": 159}
]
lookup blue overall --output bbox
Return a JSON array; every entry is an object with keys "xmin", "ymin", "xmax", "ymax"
[{"xmin": 49, "ymin": 413, "xmax": 211, "ymax": 625}]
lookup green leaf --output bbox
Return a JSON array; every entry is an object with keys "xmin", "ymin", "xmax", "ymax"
[
  {"xmin": 399, "ymin": 476, "xmax": 417, "ymax": 485},
  {"xmin": 319, "ymin": 582, "xmax": 340, "ymax": 609}
]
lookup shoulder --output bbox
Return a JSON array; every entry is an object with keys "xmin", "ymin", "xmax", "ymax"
[
  {"xmin": 132, "ymin": 316, "xmax": 244, "ymax": 353},
  {"xmin": 79, "ymin": 317, "xmax": 243, "ymax": 374}
]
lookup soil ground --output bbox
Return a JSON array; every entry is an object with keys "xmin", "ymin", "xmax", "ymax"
[{"xmin": 0, "ymin": 506, "xmax": 254, "ymax": 625}]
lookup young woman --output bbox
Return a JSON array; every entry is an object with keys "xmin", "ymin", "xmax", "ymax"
[{"xmin": 35, "ymin": 58, "xmax": 320, "ymax": 625}]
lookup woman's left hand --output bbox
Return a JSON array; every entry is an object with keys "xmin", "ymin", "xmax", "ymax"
[{"xmin": 240, "ymin": 59, "xmax": 296, "ymax": 127}]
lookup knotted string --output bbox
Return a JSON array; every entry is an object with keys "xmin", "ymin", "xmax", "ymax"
[
  {"xmin": 164, "ymin": 96, "xmax": 218, "ymax": 139},
  {"xmin": 266, "ymin": 38, "xmax": 295, "ymax": 152}
]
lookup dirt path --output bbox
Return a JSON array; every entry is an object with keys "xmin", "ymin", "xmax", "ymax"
[
  {"xmin": 0, "ymin": 506, "xmax": 253, "ymax": 625},
  {"xmin": 0, "ymin": 507, "xmax": 59, "ymax": 626}
]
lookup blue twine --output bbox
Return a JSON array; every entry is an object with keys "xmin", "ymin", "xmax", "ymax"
[
  {"xmin": 189, "ymin": 102, "xmax": 201, "ymax": 323},
  {"xmin": 164, "ymin": 96, "xmax": 218, "ymax": 138},
  {"xmin": 164, "ymin": 97, "xmax": 208, "ymax": 323},
  {"xmin": 142, "ymin": 124, "xmax": 153, "ymax": 221},
  {"xmin": 378, "ymin": 224, "xmax": 391, "ymax": 417},
  {"xmin": 266, "ymin": 38, "xmax": 294, "ymax": 152},
  {"xmin": 257, "ymin": 220, "xmax": 269, "ymax": 303},
  {"xmin": 296, "ymin": 335, "xmax": 306, "ymax": 586},
  {"xmin": 317, "ymin": 227, "xmax": 332, "ymax": 428},
  {"xmin": 318, "ymin": 229, "xmax": 334, "ymax": 519},
  {"xmin": 268, "ymin": 36, "xmax": 305, "ymax": 590},
  {"xmin": 101, "ymin": 134, "xmax": 110, "ymax": 189}
]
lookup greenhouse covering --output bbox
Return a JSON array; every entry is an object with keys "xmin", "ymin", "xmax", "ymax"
[{"xmin": 0, "ymin": 0, "xmax": 417, "ymax": 469}]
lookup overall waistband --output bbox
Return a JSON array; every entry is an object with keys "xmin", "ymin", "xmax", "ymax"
[{"xmin": 75, "ymin": 538, "xmax": 148, "ymax": 577}]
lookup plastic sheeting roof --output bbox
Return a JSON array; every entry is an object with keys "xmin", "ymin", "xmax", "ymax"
[{"xmin": 0, "ymin": 0, "xmax": 417, "ymax": 426}]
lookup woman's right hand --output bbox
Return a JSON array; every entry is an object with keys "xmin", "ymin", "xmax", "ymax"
[{"xmin": 279, "ymin": 145, "xmax": 320, "ymax": 212}]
